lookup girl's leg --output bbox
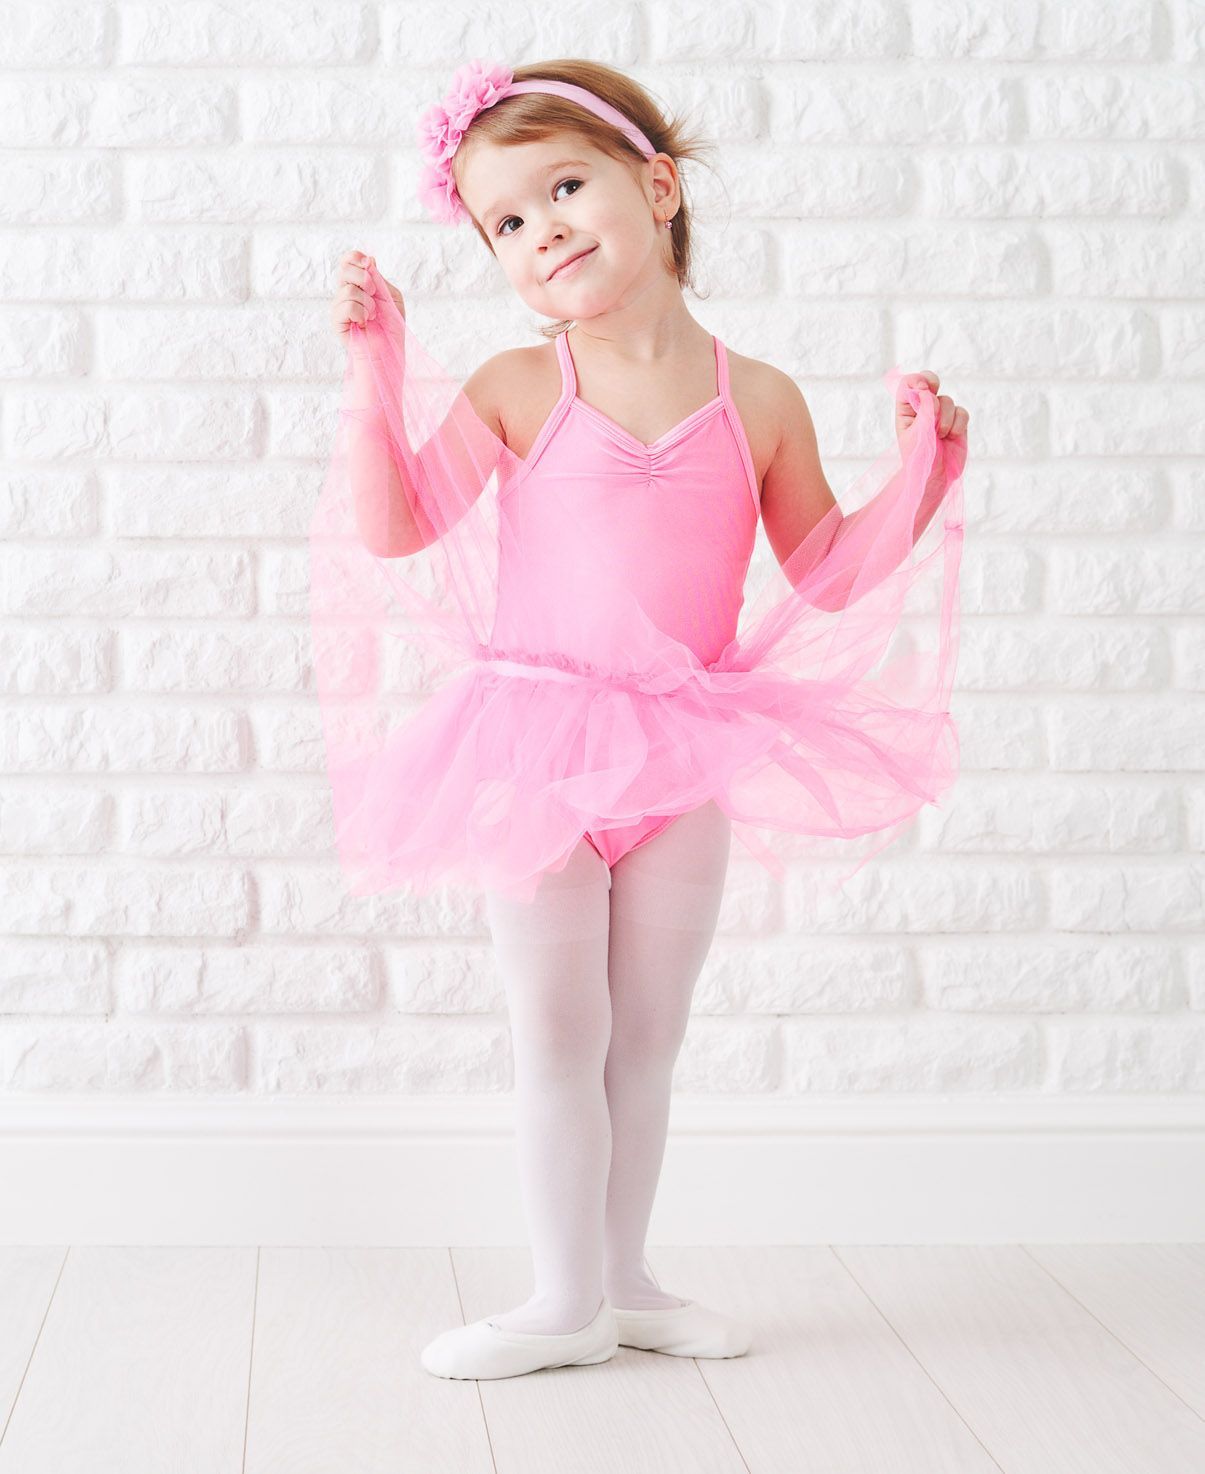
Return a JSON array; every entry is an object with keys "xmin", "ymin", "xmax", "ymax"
[
  {"xmin": 601, "ymin": 800, "xmax": 732, "ymax": 1309},
  {"xmin": 482, "ymin": 835, "xmax": 614, "ymax": 1334}
]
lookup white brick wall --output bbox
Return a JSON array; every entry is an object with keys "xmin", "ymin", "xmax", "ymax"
[{"xmin": 2, "ymin": 2, "xmax": 1202, "ymax": 1102}]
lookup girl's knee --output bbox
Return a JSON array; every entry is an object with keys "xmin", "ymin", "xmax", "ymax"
[
  {"xmin": 513, "ymin": 1001, "xmax": 611, "ymax": 1078},
  {"xmin": 607, "ymin": 1012, "xmax": 688, "ymax": 1070}
]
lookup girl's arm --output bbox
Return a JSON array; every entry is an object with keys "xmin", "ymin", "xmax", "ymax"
[
  {"xmin": 332, "ymin": 254, "xmax": 509, "ymax": 559},
  {"xmin": 342, "ymin": 348, "xmax": 415, "ymax": 557},
  {"xmin": 760, "ymin": 371, "xmax": 967, "ymax": 612},
  {"xmin": 343, "ymin": 341, "xmax": 507, "ymax": 558}
]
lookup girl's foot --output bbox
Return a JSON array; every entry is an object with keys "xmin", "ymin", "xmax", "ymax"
[
  {"xmin": 603, "ymin": 1266, "xmax": 690, "ymax": 1312},
  {"xmin": 608, "ymin": 1286, "xmax": 690, "ymax": 1310},
  {"xmin": 612, "ymin": 1299, "xmax": 753, "ymax": 1358},
  {"xmin": 422, "ymin": 1297, "xmax": 618, "ymax": 1380},
  {"xmin": 486, "ymin": 1292, "xmax": 608, "ymax": 1335}
]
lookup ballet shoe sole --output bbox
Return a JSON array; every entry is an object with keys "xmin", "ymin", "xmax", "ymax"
[
  {"xmin": 616, "ymin": 1338, "xmax": 751, "ymax": 1357},
  {"xmin": 421, "ymin": 1352, "xmax": 616, "ymax": 1378},
  {"xmin": 423, "ymin": 1347, "xmax": 617, "ymax": 1378},
  {"xmin": 613, "ymin": 1302, "xmax": 752, "ymax": 1358}
]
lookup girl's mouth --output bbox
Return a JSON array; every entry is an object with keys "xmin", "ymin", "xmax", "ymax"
[{"xmin": 549, "ymin": 246, "xmax": 597, "ymax": 282}]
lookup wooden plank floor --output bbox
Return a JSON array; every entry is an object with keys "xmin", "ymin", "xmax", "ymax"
[{"xmin": 0, "ymin": 1244, "xmax": 1201, "ymax": 1472}]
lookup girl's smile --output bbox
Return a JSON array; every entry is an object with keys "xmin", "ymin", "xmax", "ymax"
[{"xmin": 548, "ymin": 245, "xmax": 598, "ymax": 281}]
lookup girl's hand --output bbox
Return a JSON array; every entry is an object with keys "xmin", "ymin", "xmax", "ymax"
[
  {"xmin": 895, "ymin": 370, "xmax": 968, "ymax": 443},
  {"xmin": 330, "ymin": 250, "xmax": 406, "ymax": 340}
]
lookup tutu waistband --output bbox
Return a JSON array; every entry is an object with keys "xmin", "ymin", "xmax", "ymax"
[
  {"xmin": 474, "ymin": 648, "xmax": 597, "ymax": 685},
  {"xmin": 472, "ymin": 644, "xmax": 710, "ymax": 698}
]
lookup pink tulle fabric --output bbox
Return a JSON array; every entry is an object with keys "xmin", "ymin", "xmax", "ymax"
[{"xmin": 309, "ymin": 263, "xmax": 967, "ymax": 904}]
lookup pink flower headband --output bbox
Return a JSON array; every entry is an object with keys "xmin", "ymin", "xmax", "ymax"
[{"xmin": 416, "ymin": 60, "xmax": 660, "ymax": 226}]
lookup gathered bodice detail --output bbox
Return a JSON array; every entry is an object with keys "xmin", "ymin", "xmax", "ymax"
[{"xmin": 491, "ymin": 329, "xmax": 762, "ymax": 669}]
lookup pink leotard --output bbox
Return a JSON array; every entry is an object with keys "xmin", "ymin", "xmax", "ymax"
[{"xmin": 485, "ymin": 327, "xmax": 761, "ymax": 869}]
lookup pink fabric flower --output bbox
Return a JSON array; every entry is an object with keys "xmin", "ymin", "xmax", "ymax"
[{"xmin": 416, "ymin": 60, "xmax": 514, "ymax": 225}]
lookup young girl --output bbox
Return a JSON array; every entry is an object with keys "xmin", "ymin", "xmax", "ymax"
[{"xmin": 312, "ymin": 58, "xmax": 968, "ymax": 1381}]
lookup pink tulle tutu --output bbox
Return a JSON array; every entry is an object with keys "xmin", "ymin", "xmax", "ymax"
[{"xmin": 309, "ymin": 264, "xmax": 967, "ymax": 904}]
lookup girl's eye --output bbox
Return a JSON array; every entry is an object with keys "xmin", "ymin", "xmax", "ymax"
[{"xmin": 497, "ymin": 178, "xmax": 583, "ymax": 237}]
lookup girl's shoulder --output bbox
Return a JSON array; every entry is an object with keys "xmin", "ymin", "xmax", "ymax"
[
  {"xmin": 460, "ymin": 348, "xmax": 529, "ymax": 446},
  {"xmin": 469, "ymin": 343, "xmax": 561, "ymax": 457},
  {"xmin": 725, "ymin": 346, "xmax": 807, "ymax": 418},
  {"xmin": 721, "ymin": 346, "xmax": 797, "ymax": 487}
]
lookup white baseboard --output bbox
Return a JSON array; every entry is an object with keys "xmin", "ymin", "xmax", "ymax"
[{"xmin": 1, "ymin": 1094, "xmax": 1202, "ymax": 1245}]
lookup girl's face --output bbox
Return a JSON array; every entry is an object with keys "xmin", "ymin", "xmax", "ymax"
[{"xmin": 456, "ymin": 136, "xmax": 678, "ymax": 318}]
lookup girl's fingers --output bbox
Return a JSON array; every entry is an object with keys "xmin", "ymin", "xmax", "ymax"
[
  {"xmin": 936, "ymin": 401, "xmax": 971, "ymax": 439},
  {"xmin": 337, "ymin": 254, "xmax": 376, "ymax": 292},
  {"xmin": 895, "ymin": 368, "xmax": 970, "ymax": 439},
  {"xmin": 339, "ymin": 282, "xmax": 376, "ymax": 313},
  {"xmin": 331, "ymin": 290, "xmax": 376, "ymax": 332},
  {"xmin": 895, "ymin": 372, "xmax": 939, "ymax": 422},
  {"xmin": 334, "ymin": 255, "xmax": 395, "ymax": 331}
]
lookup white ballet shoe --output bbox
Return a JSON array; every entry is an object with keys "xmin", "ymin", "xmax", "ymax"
[
  {"xmin": 612, "ymin": 1298, "xmax": 753, "ymax": 1358},
  {"xmin": 421, "ymin": 1297, "xmax": 618, "ymax": 1380}
]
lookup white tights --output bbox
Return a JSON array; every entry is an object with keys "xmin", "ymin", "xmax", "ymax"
[{"xmin": 482, "ymin": 800, "xmax": 732, "ymax": 1334}]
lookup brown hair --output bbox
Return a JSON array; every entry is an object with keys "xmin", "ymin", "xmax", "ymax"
[{"xmin": 451, "ymin": 59, "xmax": 716, "ymax": 337}]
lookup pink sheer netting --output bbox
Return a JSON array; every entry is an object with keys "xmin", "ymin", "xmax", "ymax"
[{"xmin": 309, "ymin": 263, "xmax": 967, "ymax": 904}]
